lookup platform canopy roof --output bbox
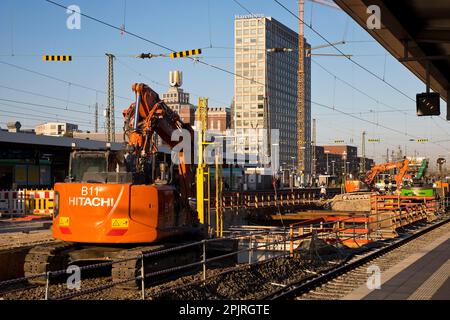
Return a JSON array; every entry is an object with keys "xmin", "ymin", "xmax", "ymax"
[
  {"xmin": 335, "ymin": 0, "xmax": 450, "ymax": 120},
  {"xmin": 0, "ymin": 130, "xmax": 124, "ymax": 151}
]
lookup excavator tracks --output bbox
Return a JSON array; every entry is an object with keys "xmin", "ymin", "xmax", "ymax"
[
  {"xmin": 21, "ymin": 240, "xmax": 201, "ymax": 290},
  {"xmin": 112, "ymin": 243, "xmax": 200, "ymax": 290},
  {"xmin": 24, "ymin": 242, "xmax": 76, "ymax": 284}
]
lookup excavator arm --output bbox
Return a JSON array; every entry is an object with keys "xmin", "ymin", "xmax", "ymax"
[
  {"xmin": 122, "ymin": 83, "xmax": 194, "ymax": 203},
  {"xmin": 364, "ymin": 159, "xmax": 410, "ymax": 189},
  {"xmin": 415, "ymin": 159, "xmax": 428, "ymax": 180},
  {"xmin": 123, "ymin": 83, "xmax": 193, "ymax": 155}
]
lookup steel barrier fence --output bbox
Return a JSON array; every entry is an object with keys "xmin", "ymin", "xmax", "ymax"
[
  {"xmin": 0, "ymin": 194, "xmax": 446, "ymax": 300},
  {"xmin": 0, "ymin": 189, "xmax": 54, "ymax": 216},
  {"xmin": 1, "ymin": 199, "xmax": 446, "ymax": 300}
]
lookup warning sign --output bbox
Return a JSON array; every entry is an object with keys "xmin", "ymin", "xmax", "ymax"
[
  {"xmin": 59, "ymin": 217, "xmax": 70, "ymax": 227},
  {"xmin": 111, "ymin": 218, "xmax": 129, "ymax": 228}
]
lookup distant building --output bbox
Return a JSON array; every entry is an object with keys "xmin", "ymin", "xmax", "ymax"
[
  {"xmin": 233, "ymin": 15, "xmax": 311, "ymax": 169},
  {"xmin": 35, "ymin": 122, "xmax": 78, "ymax": 137},
  {"xmin": 195, "ymin": 107, "xmax": 231, "ymax": 133},
  {"xmin": 315, "ymin": 146, "xmax": 343, "ymax": 176},
  {"xmin": 314, "ymin": 145, "xmax": 374, "ymax": 178},
  {"xmin": 358, "ymin": 157, "xmax": 375, "ymax": 172},
  {"xmin": 322, "ymin": 145, "xmax": 358, "ymax": 176},
  {"xmin": 162, "ymin": 71, "xmax": 196, "ymax": 126}
]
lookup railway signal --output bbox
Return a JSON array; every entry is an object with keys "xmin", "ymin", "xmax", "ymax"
[
  {"xmin": 334, "ymin": 139, "xmax": 344, "ymax": 143},
  {"xmin": 416, "ymin": 92, "xmax": 440, "ymax": 116},
  {"xmin": 368, "ymin": 138, "xmax": 380, "ymax": 142}
]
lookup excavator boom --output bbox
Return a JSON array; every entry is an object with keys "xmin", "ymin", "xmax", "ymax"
[
  {"xmin": 122, "ymin": 83, "xmax": 194, "ymax": 203},
  {"xmin": 364, "ymin": 159, "xmax": 410, "ymax": 188}
]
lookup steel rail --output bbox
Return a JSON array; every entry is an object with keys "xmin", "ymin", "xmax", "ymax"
[{"xmin": 262, "ymin": 216, "xmax": 450, "ymax": 300}]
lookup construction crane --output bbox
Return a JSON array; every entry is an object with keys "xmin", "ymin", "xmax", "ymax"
[{"xmin": 24, "ymin": 83, "xmax": 204, "ymax": 288}]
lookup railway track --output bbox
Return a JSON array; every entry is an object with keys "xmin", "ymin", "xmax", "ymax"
[
  {"xmin": 263, "ymin": 216, "xmax": 450, "ymax": 300},
  {"xmin": 1, "ymin": 214, "xmax": 448, "ymax": 300},
  {"xmin": 0, "ymin": 239, "xmax": 224, "ymax": 300}
]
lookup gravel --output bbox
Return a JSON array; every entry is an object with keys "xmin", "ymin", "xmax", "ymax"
[{"xmin": 0, "ymin": 253, "xmax": 343, "ymax": 300}]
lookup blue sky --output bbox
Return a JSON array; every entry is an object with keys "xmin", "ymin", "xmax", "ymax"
[{"xmin": 0, "ymin": 0, "xmax": 449, "ymax": 164}]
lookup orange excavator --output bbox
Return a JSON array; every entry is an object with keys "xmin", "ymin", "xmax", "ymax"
[
  {"xmin": 345, "ymin": 159, "xmax": 410, "ymax": 193},
  {"xmin": 24, "ymin": 83, "xmax": 203, "ymax": 288}
]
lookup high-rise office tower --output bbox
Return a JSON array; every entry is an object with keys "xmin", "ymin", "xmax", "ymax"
[{"xmin": 234, "ymin": 15, "xmax": 311, "ymax": 171}]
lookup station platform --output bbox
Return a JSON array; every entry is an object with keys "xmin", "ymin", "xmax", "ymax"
[{"xmin": 344, "ymin": 230, "xmax": 450, "ymax": 300}]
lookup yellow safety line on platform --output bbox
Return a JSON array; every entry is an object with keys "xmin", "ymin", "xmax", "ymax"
[{"xmin": 407, "ymin": 259, "xmax": 450, "ymax": 300}]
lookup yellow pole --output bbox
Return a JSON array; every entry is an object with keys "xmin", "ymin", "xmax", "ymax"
[
  {"xmin": 215, "ymin": 154, "xmax": 223, "ymax": 237},
  {"xmin": 196, "ymin": 97, "xmax": 208, "ymax": 225}
]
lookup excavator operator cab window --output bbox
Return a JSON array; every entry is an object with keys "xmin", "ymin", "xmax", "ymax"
[
  {"xmin": 70, "ymin": 152, "xmax": 108, "ymax": 183},
  {"xmin": 68, "ymin": 149, "xmax": 174, "ymax": 185}
]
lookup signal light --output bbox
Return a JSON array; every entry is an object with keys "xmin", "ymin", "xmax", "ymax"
[{"xmin": 416, "ymin": 92, "xmax": 440, "ymax": 116}]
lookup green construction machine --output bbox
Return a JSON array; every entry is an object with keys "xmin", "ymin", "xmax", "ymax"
[{"xmin": 401, "ymin": 159, "xmax": 434, "ymax": 196}]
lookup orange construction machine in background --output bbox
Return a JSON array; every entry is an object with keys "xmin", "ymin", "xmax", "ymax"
[{"xmin": 345, "ymin": 159, "xmax": 410, "ymax": 193}]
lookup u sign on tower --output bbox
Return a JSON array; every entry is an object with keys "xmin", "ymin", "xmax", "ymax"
[{"xmin": 169, "ymin": 71, "xmax": 183, "ymax": 88}]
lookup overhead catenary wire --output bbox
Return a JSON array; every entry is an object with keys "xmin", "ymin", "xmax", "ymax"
[
  {"xmin": 115, "ymin": 58, "xmax": 230, "ymax": 106},
  {"xmin": 271, "ymin": 0, "xmax": 417, "ymax": 103},
  {"xmin": 44, "ymin": 0, "xmax": 449, "ymax": 153},
  {"xmin": 311, "ymin": 99, "xmax": 450, "ymax": 151},
  {"xmin": 312, "ymin": 59, "xmax": 410, "ymax": 116},
  {"xmin": 313, "ymin": 58, "xmax": 449, "ymax": 134},
  {"xmin": 0, "ymin": 96, "xmax": 121, "ymax": 122},
  {"xmin": 314, "ymin": 109, "xmax": 412, "ymax": 116},
  {"xmin": 0, "ymin": 84, "xmax": 92, "ymax": 108},
  {"xmin": 0, "ymin": 98, "xmax": 97, "ymax": 116},
  {"xmin": 0, "ymin": 60, "xmax": 132, "ymax": 101},
  {"xmin": 0, "ymin": 110, "xmax": 94, "ymax": 127},
  {"xmin": 0, "ymin": 102, "xmax": 96, "ymax": 125},
  {"xmin": 45, "ymin": 0, "xmax": 261, "ymax": 87},
  {"xmin": 273, "ymin": 0, "xmax": 450, "ymax": 125}
]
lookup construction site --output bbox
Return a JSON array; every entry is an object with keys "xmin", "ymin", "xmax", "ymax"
[{"xmin": 0, "ymin": 0, "xmax": 449, "ymax": 308}]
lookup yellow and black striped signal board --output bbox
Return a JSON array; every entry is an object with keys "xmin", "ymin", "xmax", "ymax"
[
  {"xmin": 170, "ymin": 49, "xmax": 201, "ymax": 59},
  {"xmin": 42, "ymin": 55, "xmax": 72, "ymax": 62},
  {"xmin": 416, "ymin": 138, "xmax": 428, "ymax": 142},
  {"xmin": 334, "ymin": 139, "xmax": 345, "ymax": 143},
  {"xmin": 368, "ymin": 138, "xmax": 380, "ymax": 142}
]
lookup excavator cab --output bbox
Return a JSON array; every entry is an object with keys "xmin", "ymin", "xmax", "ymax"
[
  {"xmin": 68, "ymin": 149, "xmax": 130, "ymax": 184},
  {"xmin": 67, "ymin": 147, "xmax": 176, "ymax": 186}
]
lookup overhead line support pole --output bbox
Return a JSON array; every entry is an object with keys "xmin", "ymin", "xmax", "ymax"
[{"xmin": 106, "ymin": 53, "xmax": 115, "ymax": 142}]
